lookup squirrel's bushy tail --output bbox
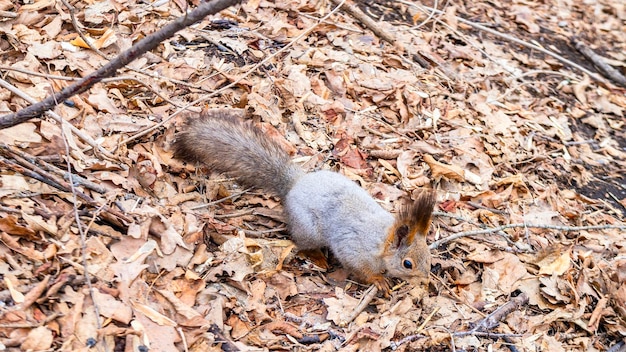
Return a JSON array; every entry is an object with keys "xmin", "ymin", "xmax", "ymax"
[{"xmin": 172, "ymin": 110, "xmax": 303, "ymax": 198}]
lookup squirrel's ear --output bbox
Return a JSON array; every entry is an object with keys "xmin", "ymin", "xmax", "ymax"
[
  {"xmin": 397, "ymin": 190, "xmax": 437, "ymax": 242},
  {"xmin": 393, "ymin": 224, "xmax": 410, "ymax": 248},
  {"xmin": 386, "ymin": 190, "xmax": 436, "ymax": 250}
]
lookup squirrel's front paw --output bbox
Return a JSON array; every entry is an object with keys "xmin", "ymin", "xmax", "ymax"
[{"xmin": 369, "ymin": 274, "xmax": 392, "ymax": 297}]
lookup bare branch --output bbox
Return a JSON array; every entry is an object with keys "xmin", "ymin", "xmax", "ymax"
[
  {"xmin": 454, "ymin": 293, "xmax": 529, "ymax": 337},
  {"xmin": 572, "ymin": 37, "xmax": 626, "ymax": 88},
  {"xmin": 0, "ymin": 0, "xmax": 243, "ymax": 129},
  {"xmin": 430, "ymin": 223, "xmax": 626, "ymax": 249}
]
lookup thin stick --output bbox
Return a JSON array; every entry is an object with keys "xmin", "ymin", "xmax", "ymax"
[
  {"xmin": 341, "ymin": 285, "xmax": 378, "ymax": 326},
  {"xmin": 572, "ymin": 37, "xmax": 626, "ymax": 87},
  {"xmin": 60, "ymin": 0, "xmax": 107, "ymax": 57},
  {"xmin": 0, "ymin": 67, "xmax": 185, "ymax": 107},
  {"xmin": 0, "ymin": 146, "xmax": 132, "ymax": 225},
  {"xmin": 208, "ymin": 324, "xmax": 240, "ymax": 352},
  {"xmin": 329, "ymin": 0, "xmax": 397, "ymax": 48},
  {"xmin": 430, "ymin": 223, "xmax": 626, "ymax": 249},
  {"xmin": 390, "ymin": 307, "xmax": 440, "ymax": 350},
  {"xmin": 0, "ymin": 0, "xmax": 243, "ymax": 129},
  {"xmin": 60, "ymin": 0, "xmax": 194, "ymax": 106},
  {"xmin": 60, "ymin": 122, "xmax": 108, "ymax": 350},
  {"xmin": 188, "ymin": 188, "xmax": 252, "ymax": 210},
  {"xmin": 454, "ymin": 293, "xmax": 529, "ymax": 337},
  {"xmin": 5, "ymin": 145, "xmax": 108, "ymax": 194}
]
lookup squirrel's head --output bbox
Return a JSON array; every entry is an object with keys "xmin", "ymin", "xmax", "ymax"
[{"xmin": 381, "ymin": 190, "xmax": 436, "ymax": 286}]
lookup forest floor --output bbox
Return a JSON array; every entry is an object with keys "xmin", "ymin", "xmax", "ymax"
[{"xmin": 0, "ymin": 0, "xmax": 625, "ymax": 351}]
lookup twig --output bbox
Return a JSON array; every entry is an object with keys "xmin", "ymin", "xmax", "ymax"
[
  {"xmin": 283, "ymin": 312, "xmax": 345, "ymax": 341},
  {"xmin": 118, "ymin": 0, "xmax": 349, "ymax": 146},
  {"xmin": 416, "ymin": 5, "xmax": 511, "ymax": 76},
  {"xmin": 0, "ymin": 66, "xmax": 77, "ymax": 80},
  {"xmin": 0, "ymin": 0, "xmax": 243, "ymax": 129},
  {"xmin": 454, "ymin": 293, "xmax": 529, "ymax": 337},
  {"xmin": 390, "ymin": 307, "xmax": 439, "ymax": 350},
  {"xmin": 341, "ymin": 285, "xmax": 378, "ymax": 326},
  {"xmin": 297, "ymin": 12, "xmax": 363, "ymax": 33},
  {"xmin": 208, "ymin": 324, "xmax": 240, "ymax": 352},
  {"xmin": 0, "ymin": 205, "xmax": 21, "ymax": 214},
  {"xmin": 607, "ymin": 340, "xmax": 626, "ymax": 352},
  {"xmin": 0, "ymin": 153, "xmax": 66, "ymax": 191},
  {"xmin": 60, "ymin": 0, "xmax": 107, "ymax": 58},
  {"xmin": 416, "ymin": 306, "xmax": 440, "ymax": 332},
  {"xmin": 0, "ymin": 67, "xmax": 181, "ymax": 107},
  {"xmin": 329, "ymin": 0, "xmax": 442, "ymax": 71},
  {"xmin": 188, "ymin": 187, "xmax": 252, "ymax": 210},
  {"xmin": 430, "ymin": 274, "xmax": 487, "ymax": 317},
  {"xmin": 0, "ymin": 145, "xmax": 107, "ymax": 194},
  {"xmin": 1, "ymin": 147, "xmax": 77, "ymax": 192},
  {"xmin": 0, "ymin": 312, "xmax": 63, "ymax": 329},
  {"xmin": 60, "ymin": 122, "xmax": 106, "ymax": 350},
  {"xmin": 463, "ymin": 332, "xmax": 524, "ymax": 338},
  {"xmin": 329, "ymin": 0, "xmax": 397, "ymax": 48},
  {"xmin": 3, "ymin": 144, "xmax": 108, "ymax": 194},
  {"xmin": 177, "ymin": 327, "xmax": 189, "ymax": 352},
  {"xmin": 506, "ymin": 69, "xmax": 581, "ymax": 83},
  {"xmin": 213, "ymin": 209, "xmax": 254, "ymax": 219},
  {"xmin": 0, "ymin": 147, "xmax": 132, "ymax": 226},
  {"xmin": 407, "ymin": 0, "xmax": 439, "ymax": 31},
  {"xmin": 390, "ymin": 333, "xmax": 426, "ymax": 350},
  {"xmin": 429, "ymin": 223, "xmax": 626, "ymax": 249},
  {"xmin": 238, "ymin": 226, "xmax": 287, "ymax": 237},
  {"xmin": 572, "ymin": 37, "xmax": 626, "ymax": 88},
  {"xmin": 58, "ymin": 0, "xmax": 189, "ymax": 108},
  {"xmin": 465, "ymin": 201, "xmax": 509, "ymax": 215}
]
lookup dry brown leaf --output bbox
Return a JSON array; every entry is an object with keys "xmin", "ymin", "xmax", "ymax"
[
  {"xmin": 20, "ymin": 326, "xmax": 54, "ymax": 351},
  {"xmin": 132, "ymin": 301, "xmax": 177, "ymax": 327},
  {"xmin": 0, "ymin": 232, "xmax": 44, "ymax": 261},
  {"xmin": 22, "ymin": 213, "xmax": 57, "ymax": 236},
  {"xmin": 0, "ymin": 122, "xmax": 41, "ymax": 145},
  {"xmin": 324, "ymin": 287, "xmax": 360, "ymax": 326},
  {"xmin": 0, "ymin": 215, "xmax": 36, "ymax": 237},
  {"xmin": 538, "ymin": 250, "xmax": 572, "ymax": 276},
  {"xmin": 512, "ymin": 5, "xmax": 541, "ymax": 33},
  {"xmin": 422, "ymin": 154, "xmax": 465, "ymax": 182},
  {"xmin": 27, "ymin": 41, "xmax": 61, "ymax": 59},
  {"xmin": 4, "ymin": 274, "xmax": 25, "ymax": 303},
  {"xmin": 93, "ymin": 290, "xmax": 133, "ymax": 324},
  {"xmin": 86, "ymin": 87, "xmax": 121, "ymax": 113},
  {"xmin": 0, "ymin": 0, "xmax": 624, "ymax": 349},
  {"xmin": 157, "ymin": 289, "xmax": 203, "ymax": 321}
]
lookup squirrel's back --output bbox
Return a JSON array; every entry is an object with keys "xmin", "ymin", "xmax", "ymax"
[{"xmin": 172, "ymin": 110, "xmax": 303, "ymax": 198}]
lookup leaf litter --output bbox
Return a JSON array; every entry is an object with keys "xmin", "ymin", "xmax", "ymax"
[{"xmin": 0, "ymin": 0, "xmax": 625, "ymax": 351}]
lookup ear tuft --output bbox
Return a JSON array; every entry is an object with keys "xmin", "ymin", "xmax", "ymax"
[{"xmin": 396, "ymin": 189, "xmax": 437, "ymax": 243}]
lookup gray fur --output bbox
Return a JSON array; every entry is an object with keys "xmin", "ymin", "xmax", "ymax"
[{"xmin": 285, "ymin": 170, "xmax": 395, "ymax": 274}]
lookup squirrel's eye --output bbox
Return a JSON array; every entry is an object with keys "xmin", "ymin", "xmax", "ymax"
[{"xmin": 403, "ymin": 259, "xmax": 413, "ymax": 269}]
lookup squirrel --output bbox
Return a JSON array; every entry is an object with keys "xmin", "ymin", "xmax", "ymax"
[{"xmin": 172, "ymin": 109, "xmax": 436, "ymax": 293}]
